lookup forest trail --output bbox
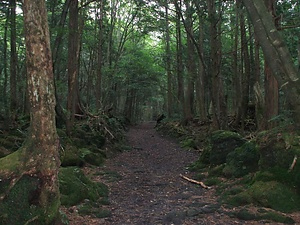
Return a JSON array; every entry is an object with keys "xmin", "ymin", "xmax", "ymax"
[
  {"xmin": 68, "ymin": 122, "xmax": 262, "ymax": 224},
  {"xmin": 96, "ymin": 122, "xmax": 250, "ymax": 225}
]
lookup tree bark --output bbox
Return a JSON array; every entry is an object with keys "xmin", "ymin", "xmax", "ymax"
[
  {"xmin": 165, "ymin": 0, "xmax": 173, "ymax": 118},
  {"xmin": 242, "ymin": 0, "xmax": 300, "ymax": 124},
  {"xmin": 96, "ymin": 0, "xmax": 104, "ymax": 110},
  {"xmin": 264, "ymin": 0, "xmax": 279, "ymax": 129},
  {"xmin": 175, "ymin": 0, "xmax": 185, "ymax": 119},
  {"xmin": 207, "ymin": 0, "xmax": 228, "ymax": 130},
  {"xmin": 0, "ymin": 0, "xmax": 60, "ymax": 224},
  {"xmin": 10, "ymin": 0, "xmax": 18, "ymax": 123},
  {"xmin": 66, "ymin": 0, "xmax": 80, "ymax": 136}
]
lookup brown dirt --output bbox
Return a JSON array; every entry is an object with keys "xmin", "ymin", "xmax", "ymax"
[{"xmin": 62, "ymin": 122, "xmax": 300, "ymax": 225}]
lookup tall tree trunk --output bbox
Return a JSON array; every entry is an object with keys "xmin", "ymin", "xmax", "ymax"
[
  {"xmin": 3, "ymin": 7, "xmax": 9, "ymax": 121},
  {"xmin": 207, "ymin": 0, "xmax": 228, "ymax": 130},
  {"xmin": 165, "ymin": 0, "xmax": 173, "ymax": 118},
  {"xmin": 184, "ymin": 0, "xmax": 195, "ymax": 122},
  {"xmin": 96, "ymin": 0, "xmax": 104, "ymax": 110},
  {"xmin": 66, "ymin": 0, "xmax": 80, "ymax": 136},
  {"xmin": 10, "ymin": 0, "xmax": 18, "ymax": 123},
  {"xmin": 0, "ymin": 1, "xmax": 60, "ymax": 224},
  {"xmin": 195, "ymin": 4, "xmax": 207, "ymax": 120},
  {"xmin": 175, "ymin": 0, "xmax": 185, "ymax": 119},
  {"xmin": 264, "ymin": 0, "xmax": 279, "ymax": 129},
  {"xmin": 242, "ymin": 0, "xmax": 300, "ymax": 124},
  {"xmin": 235, "ymin": 5, "xmax": 251, "ymax": 131}
]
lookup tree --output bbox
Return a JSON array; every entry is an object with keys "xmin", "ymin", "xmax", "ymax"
[
  {"xmin": 0, "ymin": 0, "xmax": 61, "ymax": 224},
  {"xmin": 242, "ymin": 0, "xmax": 300, "ymax": 124},
  {"xmin": 10, "ymin": 0, "xmax": 17, "ymax": 123},
  {"xmin": 66, "ymin": 0, "xmax": 80, "ymax": 136}
]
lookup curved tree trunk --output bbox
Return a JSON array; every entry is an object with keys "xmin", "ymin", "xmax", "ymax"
[
  {"xmin": 0, "ymin": 1, "xmax": 61, "ymax": 224},
  {"xmin": 242, "ymin": 0, "xmax": 300, "ymax": 124}
]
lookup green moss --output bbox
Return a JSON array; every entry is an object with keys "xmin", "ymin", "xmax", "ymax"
[
  {"xmin": 0, "ymin": 150, "xmax": 23, "ymax": 173},
  {"xmin": 223, "ymin": 142, "xmax": 259, "ymax": 177},
  {"xmin": 260, "ymin": 211, "xmax": 295, "ymax": 224},
  {"xmin": 234, "ymin": 208, "xmax": 294, "ymax": 224},
  {"xmin": 60, "ymin": 144, "xmax": 84, "ymax": 167},
  {"xmin": 201, "ymin": 130, "xmax": 246, "ymax": 166},
  {"xmin": 79, "ymin": 148, "xmax": 105, "ymax": 166},
  {"xmin": 77, "ymin": 201, "xmax": 111, "ymax": 218},
  {"xmin": 0, "ymin": 175, "xmax": 60, "ymax": 225},
  {"xmin": 208, "ymin": 164, "xmax": 225, "ymax": 177},
  {"xmin": 59, "ymin": 167, "xmax": 108, "ymax": 206},
  {"xmin": 205, "ymin": 177, "xmax": 222, "ymax": 186},
  {"xmin": 180, "ymin": 138, "xmax": 196, "ymax": 149},
  {"xmin": 228, "ymin": 181, "xmax": 300, "ymax": 212}
]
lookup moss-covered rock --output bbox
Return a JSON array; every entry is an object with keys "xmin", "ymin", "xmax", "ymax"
[
  {"xmin": 257, "ymin": 130, "xmax": 300, "ymax": 170},
  {"xmin": 199, "ymin": 130, "xmax": 246, "ymax": 166},
  {"xmin": 0, "ymin": 174, "xmax": 60, "ymax": 225},
  {"xmin": 79, "ymin": 148, "xmax": 105, "ymax": 166},
  {"xmin": 61, "ymin": 144, "xmax": 84, "ymax": 167},
  {"xmin": 228, "ymin": 181, "xmax": 300, "ymax": 212},
  {"xmin": 59, "ymin": 167, "xmax": 108, "ymax": 207},
  {"xmin": 223, "ymin": 141, "xmax": 259, "ymax": 177}
]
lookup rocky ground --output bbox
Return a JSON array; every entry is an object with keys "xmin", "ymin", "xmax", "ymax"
[{"xmin": 63, "ymin": 122, "xmax": 300, "ymax": 225}]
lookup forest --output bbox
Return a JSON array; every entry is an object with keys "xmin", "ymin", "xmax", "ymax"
[{"xmin": 0, "ymin": 0, "xmax": 299, "ymax": 224}]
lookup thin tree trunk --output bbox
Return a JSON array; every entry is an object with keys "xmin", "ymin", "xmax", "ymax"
[
  {"xmin": 96, "ymin": 0, "xmax": 104, "ymax": 110},
  {"xmin": 175, "ymin": 0, "xmax": 185, "ymax": 119},
  {"xmin": 207, "ymin": 0, "xmax": 227, "ymax": 130},
  {"xmin": 66, "ymin": 0, "xmax": 80, "ymax": 136},
  {"xmin": 10, "ymin": 0, "xmax": 17, "ymax": 122},
  {"xmin": 184, "ymin": 0, "xmax": 195, "ymax": 122},
  {"xmin": 3, "ymin": 7, "xmax": 9, "ymax": 121},
  {"xmin": 165, "ymin": 0, "xmax": 172, "ymax": 118}
]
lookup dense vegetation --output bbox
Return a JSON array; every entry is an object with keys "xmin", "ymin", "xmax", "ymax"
[{"xmin": 0, "ymin": 0, "xmax": 299, "ymax": 224}]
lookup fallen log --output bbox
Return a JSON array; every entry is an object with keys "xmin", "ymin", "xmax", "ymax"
[{"xmin": 180, "ymin": 174, "xmax": 211, "ymax": 189}]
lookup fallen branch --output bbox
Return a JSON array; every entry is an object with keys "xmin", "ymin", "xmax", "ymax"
[
  {"xmin": 180, "ymin": 174, "xmax": 211, "ymax": 189},
  {"xmin": 288, "ymin": 155, "xmax": 297, "ymax": 172}
]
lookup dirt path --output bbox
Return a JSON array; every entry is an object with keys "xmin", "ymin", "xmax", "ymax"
[
  {"xmin": 97, "ymin": 122, "xmax": 248, "ymax": 225},
  {"xmin": 66, "ymin": 122, "xmax": 262, "ymax": 224}
]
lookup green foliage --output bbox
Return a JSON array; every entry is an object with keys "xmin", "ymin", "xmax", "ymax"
[{"xmin": 59, "ymin": 167, "xmax": 108, "ymax": 207}]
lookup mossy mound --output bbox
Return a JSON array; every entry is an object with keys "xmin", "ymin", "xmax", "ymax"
[
  {"xmin": 199, "ymin": 130, "xmax": 246, "ymax": 166},
  {"xmin": 0, "ymin": 174, "xmax": 60, "ymax": 225},
  {"xmin": 61, "ymin": 144, "xmax": 105, "ymax": 167},
  {"xmin": 227, "ymin": 181, "xmax": 300, "ymax": 213},
  {"xmin": 257, "ymin": 130, "xmax": 300, "ymax": 170},
  {"xmin": 223, "ymin": 141, "xmax": 259, "ymax": 177},
  {"xmin": 61, "ymin": 143, "xmax": 84, "ymax": 167},
  {"xmin": 256, "ymin": 129, "xmax": 300, "ymax": 191},
  {"xmin": 59, "ymin": 167, "xmax": 108, "ymax": 207},
  {"xmin": 79, "ymin": 148, "xmax": 105, "ymax": 166},
  {"xmin": 234, "ymin": 208, "xmax": 294, "ymax": 224}
]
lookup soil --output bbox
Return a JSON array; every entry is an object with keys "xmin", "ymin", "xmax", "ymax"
[{"xmin": 62, "ymin": 122, "xmax": 299, "ymax": 225}]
